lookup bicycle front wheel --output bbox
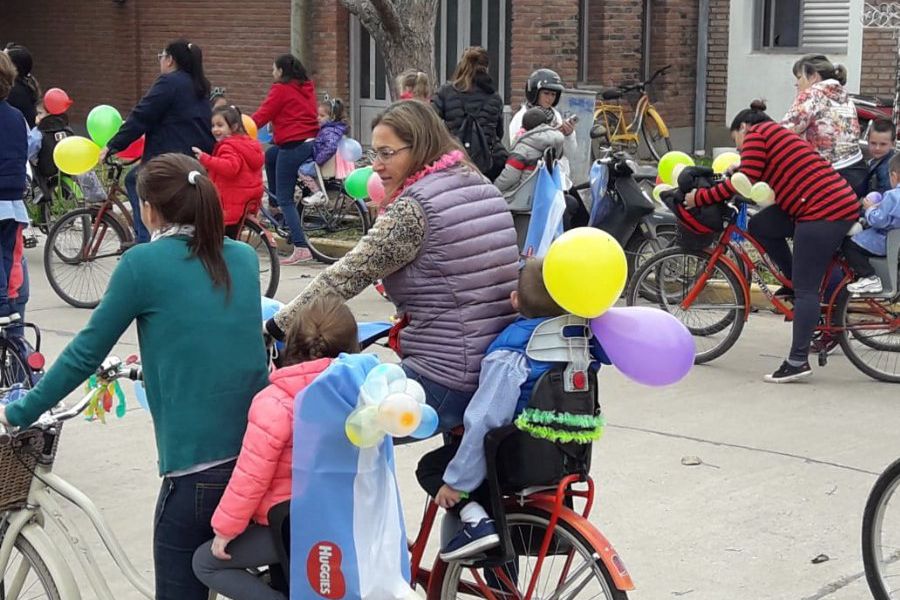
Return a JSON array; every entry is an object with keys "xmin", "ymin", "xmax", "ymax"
[
  {"xmin": 0, "ymin": 534, "xmax": 63, "ymax": 600},
  {"xmin": 44, "ymin": 208, "xmax": 128, "ymax": 309},
  {"xmin": 837, "ymin": 292, "xmax": 900, "ymax": 382},
  {"xmin": 439, "ymin": 508, "xmax": 627, "ymax": 600},
  {"xmin": 641, "ymin": 112, "xmax": 672, "ymax": 162},
  {"xmin": 626, "ymin": 247, "xmax": 747, "ymax": 363},
  {"xmin": 236, "ymin": 219, "xmax": 280, "ymax": 298},
  {"xmin": 299, "ymin": 189, "xmax": 369, "ymax": 264},
  {"xmin": 863, "ymin": 457, "xmax": 900, "ymax": 599}
]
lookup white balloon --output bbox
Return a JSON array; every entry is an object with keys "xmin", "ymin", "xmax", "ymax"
[
  {"xmin": 750, "ymin": 181, "xmax": 775, "ymax": 206},
  {"xmin": 405, "ymin": 379, "xmax": 426, "ymax": 404},
  {"xmin": 730, "ymin": 172, "xmax": 752, "ymax": 197},
  {"xmin": 376, "ymin": 393, "xmax": 422, "ymax": 437},
  {"xmin": 652, "ymin": 183, "xmax": 674, "ymax": 203},
  {"xmin": 672, "ymin": 163, "xmax": 687, "ymax": 183}
]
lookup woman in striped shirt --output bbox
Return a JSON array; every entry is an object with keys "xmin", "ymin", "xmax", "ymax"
[{"xmin": 685, "ymin": 100, "xmax": 860, "ymax": 383}]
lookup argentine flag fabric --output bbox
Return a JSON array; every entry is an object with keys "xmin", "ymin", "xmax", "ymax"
[
  {"xmin": 291, "ymin": 353, "xmax": 411, "ymax": 599},
  {"xmin": 522, "ymin": 159, "xmax": 566, "ymax": 258}
]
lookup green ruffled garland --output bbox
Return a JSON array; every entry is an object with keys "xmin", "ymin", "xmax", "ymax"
[{"xmin": 515, "ymin": 408, "xmax": 605, "ymax": 444}]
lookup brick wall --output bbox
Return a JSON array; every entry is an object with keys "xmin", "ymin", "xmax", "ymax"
[
  {"xmin": 508, "ymin": 0, "xmax": 581, "ymax": 111},
  {"xmin": 706, "ymin": 0, "xmax": 729, "ymax": 127},
  {"xmin": 585, "ymin": 0, "xmax": 643, "ymax": 88},
  {"xmin": 860, "ymin": 27, "xmax": 897, "ymax": 98},
  {"xmin": 308, "ymin": 1, "xmax": 351, "ymax": 107},
  {"xmin": 649, "ymin": 0, "xmax": 698, "ymax": 129}
]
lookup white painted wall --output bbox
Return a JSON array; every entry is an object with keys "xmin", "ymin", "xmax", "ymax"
[{"xmin": 724, "ymin": 0, "xmax": 863, "ymax": 126}]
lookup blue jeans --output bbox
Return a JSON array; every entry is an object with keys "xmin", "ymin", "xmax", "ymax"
[
  {"xmin": 154, "ymin": 460, "xmax": 236, "ymax": 600},
  {"xmin": 125, "ymin": 166, "xmax": 150, "ymax": 243},
  {"xmin": 401, "ymin": 364, "xmax": 472, "ymax": 435},
  {"xmin": 265, "ymin": 142, "xmax": 312, "ymax": 248}
]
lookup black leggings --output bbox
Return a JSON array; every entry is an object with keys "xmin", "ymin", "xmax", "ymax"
[
  {"xmin": 842, "ymin": 238, "xmax": 879, "ymax": 278},
  {"xmin": 748, "ymin": 206, "xmax": 852, "ymax": 363},
  {"xmin": 416, "ymin": 437, "xmax": 491, "ymax": 517}
]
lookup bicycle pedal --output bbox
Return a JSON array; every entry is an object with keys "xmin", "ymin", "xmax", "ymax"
[
  {"xmin": 818, "ymin": 351, "xmax": 828, "ymax": 367},
  {"xmin": 23, "ymin": 236, "xmax": 38, "ymax": 249}
]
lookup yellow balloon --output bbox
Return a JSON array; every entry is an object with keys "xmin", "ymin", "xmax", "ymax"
[
  {"xmin": 53, "ymin": 136, "xmax": 101, "ymax": 175},
  {"xmin": 730, "ymin": 172, "xmax": 752, "ymax": 198},
  {"xmin": 750, "ymin": 181, "xmax": 775, "ymax": 206},
  {"xmin": 657, "ymin": 151, "xmax": 695, "ymax": 186},
  {"xmin": 652, "ymin": 183, "xmax": 674, "ymax": 203},
  {"xmin": 712, "ymin": 151, "xmax": 740, "ymax": 174},
  {"xmin": 345, "ymin": 405, "xmax": 382, "ymax": 448},
  {"xmin": 241, "ymin": 114, "xmax": 258, "ymax": 139},
  {"xmin": 543, "ymin": 228, "xmax": 627, "ymax": 318}
]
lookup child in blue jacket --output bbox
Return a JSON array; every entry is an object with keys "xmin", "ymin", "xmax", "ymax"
[{"xmin": 844, "ymin": 152, "xmax": 900, "ymax": 294}]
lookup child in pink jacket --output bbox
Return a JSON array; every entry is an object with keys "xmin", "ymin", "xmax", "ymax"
[{"xmin": 192, "ymin": 295, "xmax": 359, "ymax": 600}]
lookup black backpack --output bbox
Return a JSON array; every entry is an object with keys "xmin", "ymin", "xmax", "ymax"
[
  {"xmin": 457, "ymin": 105, "xmax": 494, "ymax": 175},
  {"xmin": 36, "ymin": 117, "xmax": 74, "ymax": 179}
]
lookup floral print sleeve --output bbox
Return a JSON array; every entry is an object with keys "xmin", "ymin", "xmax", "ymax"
[
  {"xmin": 780, "ymin": 82, "xmax": 861, "ymax": 165},
  {"xmin": 781, "ymin": 89, "xmax": 817, "ymax": 136},
  {"xmin": 273, "ymin": 198, "xmax": 426, "ymax": 332}
]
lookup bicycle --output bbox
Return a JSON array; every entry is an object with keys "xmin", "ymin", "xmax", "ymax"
[
  {"xmin": 265, "ymin": 321, "xmax": 635, "ymax": 599},
  {"xmin": 863, "ymin": 456, "xmax": 900, "ymax": 599},
  {"xmin": 625, "ymin": 197, "xmax": 900, "ymax": 382},
  {"xmin": 591, "ymin": 65, "xmax": 673, "ymax": 162},
  {"xmin": 25, "ymin": 171, "xmax": 84, "ymax": 236},
  {"xmin": 232, "ymin": 203, "xmax": 280, "ymax": 298},
  {"xmin": 0, "ymin": 318, "xmax": 44, "ymax": 390},
  {"xmin": 43, "ymin": 156, "xmax": 137, "ymax": 309}
]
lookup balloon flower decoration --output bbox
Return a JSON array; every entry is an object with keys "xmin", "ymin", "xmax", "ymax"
[
  {"xmin": 54, "ymin": 102, "xmax": 125, "ymax": 176},
  {"xmin": 345, "ymin": 363, "xmax": 439, "ymax": 447},
  {"xmin": 83, "ymin": 373, "xmax": 127, "ymax": 422},
  {"xmin": 542, "ymin": 227, "xmax": 695, "ymax": 386}
]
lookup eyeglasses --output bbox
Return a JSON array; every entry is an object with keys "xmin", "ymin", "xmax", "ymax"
[
  {"xmin": 157, "ymin": 52, "xmax": 168, "ymax": 61},
  {"xmin": 368, "ymin": 146, "xmax": 411, "ymax": 163}
]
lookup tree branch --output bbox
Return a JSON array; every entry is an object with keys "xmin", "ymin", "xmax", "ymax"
[{"xmin": 368, "ymin": 0, "xmax": 402, "ymax": 37}]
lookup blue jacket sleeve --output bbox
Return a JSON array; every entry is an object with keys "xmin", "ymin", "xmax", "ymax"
[
  {"xmin": 443, "ymin": 350, "xmax": 529, "ymax": 492},
  {"xmin": 866, "ymin": 188, "xmax": 900, "ymax": 230},
  {"xmin": 108, "ymin": 76, "xmax": 175, "ymax": 152},
  {"xmin": 314, "ymin": 127, "xmax": 344, "ymax": 165}
]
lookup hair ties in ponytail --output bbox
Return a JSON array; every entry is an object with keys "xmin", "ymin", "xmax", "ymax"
[{"xmin": 187, "ymin": 170, "xmax": 201, "ymax": 185}]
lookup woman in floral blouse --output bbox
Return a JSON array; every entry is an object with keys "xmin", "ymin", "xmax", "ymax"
[{"xmin": 781, "ymin": 54, "xmax": 866, "ymax": 196}]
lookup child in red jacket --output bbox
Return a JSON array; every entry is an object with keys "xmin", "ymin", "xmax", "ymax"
[
  {"xmin": 192, "ymin": 105, "xmax": 264, "ymax": 238},
  {"xmin": 192, "ymin": 295, "xmax": 359, "ymax": 600}
]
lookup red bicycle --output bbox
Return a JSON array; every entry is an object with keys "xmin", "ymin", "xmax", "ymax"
[{"xmin": 625, "ymin": 198, "xmax": 900, "ymax": 382}]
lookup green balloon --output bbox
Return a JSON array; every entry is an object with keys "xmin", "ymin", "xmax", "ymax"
[
  {"xmin": 86, "ymin": 105, "xmax": 124, "ymax": 148},
  {"xmin": 344, "ymin": 166, "xmax": 374, "ymax": 199}
]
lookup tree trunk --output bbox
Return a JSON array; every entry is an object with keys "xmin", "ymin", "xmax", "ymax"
[{"xmin": 340, "ymin": 0, "xmax": 439, "ymax": 100}]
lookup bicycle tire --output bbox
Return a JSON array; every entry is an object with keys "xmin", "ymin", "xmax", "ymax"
[
  {"xmin": 299, "ymin": 189, "xmax": 369, "ymax": 264},
  {"xmin": 626, "ymin": 247, "xmax": 746, "ymax": 363},
  {"xmin": 237, "ymin": 219, "xmax": 280, "ymax": 298},
  {"xmin": 438, "ymin": 508, "xmax": 627, "ymax": 600},
  {"xmin": 863, "ymin": 457, "xmax": 900, "ymax": 599},
  {"xmin": 0, "ymin": 534, "xmax": 63, "ymax": 600},
  {"xmin": 44, "ymin": 208, "xmax": 128, "ymax": 309},
  {"xmin": 641, "ymin": 112, "xmax": 672, "ymax": 162},
  {"xmin": 0, "ymin": 340, "xmax": 33, "ymax": 389},
  {"xmin": 836, "ymin": 292, "xmax": 900, "ymax": 383}
]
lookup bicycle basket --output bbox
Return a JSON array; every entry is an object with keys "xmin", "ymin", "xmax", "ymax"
[{"xmin": 0, "ymin": 429, "xmax": 47, "ymax": 512}]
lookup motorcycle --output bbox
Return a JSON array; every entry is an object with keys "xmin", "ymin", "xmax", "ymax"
[
  {"xmin": 851, "ymin": 92, "xmax": 894, "ymax": 148},
  {"xmin": 573, "ymin": 150, "xmax": 676, "ymax": 278}
]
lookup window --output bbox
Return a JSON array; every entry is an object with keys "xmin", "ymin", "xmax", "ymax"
[{"xmin": 756, "ymin": 0, "xmax": 850, "ymax": 52}]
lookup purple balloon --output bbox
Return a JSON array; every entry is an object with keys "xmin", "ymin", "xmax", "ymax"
[{"xmin": 590, "ymin": 307, "xmax": 695, "ymax": 386}]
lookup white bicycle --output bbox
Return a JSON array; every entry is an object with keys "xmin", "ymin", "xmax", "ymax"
[{"xmin": 0, "ymin": 357, "xmax": 158, "ymax": 600}]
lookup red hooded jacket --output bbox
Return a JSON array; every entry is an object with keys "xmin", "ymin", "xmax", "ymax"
[
  {"xmin": 252, "ymin": 80, "xmax": 319, "ymax": 145},
  {"xmin": 198, "ymin": 134, "xmax": 265, "ymax": 226}
]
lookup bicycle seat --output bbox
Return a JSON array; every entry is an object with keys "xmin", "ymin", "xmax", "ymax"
[
  {"xmin": 864, "ymin": 229, "xmax": 900, "ymax": 298},
  {"xmin": 600, "ymin": 88, "xmax": 623, "ymax": 101}
]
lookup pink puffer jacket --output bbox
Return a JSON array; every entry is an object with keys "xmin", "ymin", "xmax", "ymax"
[{"xmin": 211, "ymin": 358, "xmax": 333, "ymax": 539}]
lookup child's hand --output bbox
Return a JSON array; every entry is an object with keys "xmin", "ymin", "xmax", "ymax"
[
  {"xmin": 191, "ymin": 146, "xmax": 203, "ymax": 159},
  {"xmin": 863, "ymin": 198, "xmax": 877, "ymax": 210},
  {"xmin": 211, "ymin": 534, "xmax": 233, "ymax": 560},
  {"xmin": 684, "ymin": 190, "xmax": 697, "ymax": 208},
  {"xmin": 435, "ymin": 484, "xmax": 462, "ymax": 509}
]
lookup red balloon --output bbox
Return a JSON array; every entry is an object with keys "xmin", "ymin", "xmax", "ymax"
[
  {"xmin": 44, "ymin": 88, "xmax": 73, "ymax": 115},
  {"xmin": 116, "ymin": 136, "xmax": 145, "ymax": 160}
]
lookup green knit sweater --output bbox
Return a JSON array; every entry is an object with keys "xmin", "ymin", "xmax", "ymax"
[{"xmin": 5, "ymin": 237, "xmax": 270, "ymax": 474}]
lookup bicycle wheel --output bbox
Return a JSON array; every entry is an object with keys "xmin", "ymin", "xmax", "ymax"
[
  {"xmin": 863, "ymin": 457, "xmax": 900, "ymax": 599},
  {"xmin": 299, "ymin": 187, "xmax": 369, "ymax": 264},
  {"xmin": 0, "ymin": 534, "xmax": 63, "ymax": 600},
  {"xmin": 641, "ymin": 112, "xmax": 672, "ymax": 162},
  {"xmin": 624, "ymin": 225, "xmax": 677, "ymax": 279},
  {"xmin": 836, "ymin": 292, "xmax": 900, "ymax": 382},
  {"xmin": 44, "ymin": 208, "xmax": 128, "ymax": 309},
  {"xmin": 0, "ymin": 341, "xmax": 32, "ymax": 389},
  {"xmin": 626, "ymin": 247, "xmax": 746, "ymax": 363},
  {"xmin": 439, "ymin": 508, "xmax": 627, "ymax": 600},
  {"xmin": 237, "ymin": 220, "xmax": 280, "ymax": 298}
]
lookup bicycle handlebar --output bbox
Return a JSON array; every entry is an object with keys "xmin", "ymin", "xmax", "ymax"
[{"xmin": 617, "ymin": 64, "xmax": 672, "ymax": 93}]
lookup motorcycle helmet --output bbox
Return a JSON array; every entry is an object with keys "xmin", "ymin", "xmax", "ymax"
[{"xmin": 525, "ymin": 68, "xmax": 565, "ymax": 107}]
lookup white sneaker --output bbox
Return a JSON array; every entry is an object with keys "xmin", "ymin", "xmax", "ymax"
[
  {"xmin": 847, "ymin": 275, "xmax": 883, "ymax": 294},
  {"xmin": 302, "ymin": 191, "xmax": 326, "ymax": 207},
  {"xmin": 280, "ymin": 247, "xmax": 313, "ymax": 265}
]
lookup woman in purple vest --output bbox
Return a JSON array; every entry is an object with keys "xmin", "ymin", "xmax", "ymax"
[{"xmin": 265, "ymin": 100, "xmax": 520, "ymax": 432}]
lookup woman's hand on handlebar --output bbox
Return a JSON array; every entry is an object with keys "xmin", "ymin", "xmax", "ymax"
[
  {"xmin": 99, "ymin": 147, "xmax": 110, "ymax": 163},
  {"xmin": 684, "ymin": 190, "xmax": 698, "ymax": 208}
]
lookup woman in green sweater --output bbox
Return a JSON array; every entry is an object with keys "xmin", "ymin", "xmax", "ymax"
[{"xmin": 0, "ymin": 154, "xmax": 269, "ymax": 600}]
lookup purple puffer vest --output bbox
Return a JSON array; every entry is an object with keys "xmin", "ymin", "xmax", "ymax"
[{"xmin": 383, "ymin": 165, "xmax": 519, "ymax": 391}]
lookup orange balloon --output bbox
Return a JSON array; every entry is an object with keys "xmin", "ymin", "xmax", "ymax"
[{"xmin": 241, "ymin": 115, "xmax": 258, "ymax": 139}]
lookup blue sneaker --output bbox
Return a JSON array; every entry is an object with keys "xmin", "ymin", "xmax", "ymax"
[{"xmin": 439, "ymin": 518, "xmax": 500, "ymax": 561}]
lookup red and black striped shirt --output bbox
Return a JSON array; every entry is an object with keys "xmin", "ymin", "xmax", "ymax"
[{"xmin": 695, "ymin": 121, "xmax": 860, "ymax": 222}]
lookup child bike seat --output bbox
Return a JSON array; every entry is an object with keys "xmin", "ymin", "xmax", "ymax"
[{"xmin": 867, "ymin": 229, "xmax": 900, "ymax": 298}]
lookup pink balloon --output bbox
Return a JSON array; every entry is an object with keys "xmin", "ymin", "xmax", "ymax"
[
  {"xmin": 590, "ymin": 307, "xmax": 694, "ymax": 386},
  {"xmin": 367, "ymin": 173, "xmax": 385, "ymax": 203}
]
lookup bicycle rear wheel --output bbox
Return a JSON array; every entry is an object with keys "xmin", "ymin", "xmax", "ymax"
[
  {"xmin": 837, "ymin": 292, "xmax": 900, "ymax": 382},
  {"xmin": 299, "ymin": 187, "xmax": 369, "ymax": 264},
  {"xmin": 439, "ymin": 508, "xmax": 627, "ymax": 599},
  {"xmin": 626, "ymin": 247, "xmax": 747, "ymax": 363},
  {"xmin": 236, "ymin": 219, "xmax": 280, "ymax": 298},
  {"xmin": 863, "ymin": 457, "xmax": 900, "ymax": 599},
  {"xmin": 44, "ymin": 208, "xmax": 128, "ymax": 309},
  {"xmin": 641, "ymin": 113, "xmax": 672, "ymax": 162},
  {"xmin": 0, "ymin": 341, "xmax": 33, "ymax": 389},
  {"xmin": 0, "ymin": 534, "xmax": 63, "ymax": 600}
]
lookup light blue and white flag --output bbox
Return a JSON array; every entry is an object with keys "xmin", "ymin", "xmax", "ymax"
[{"xmin": 522, "ymin": 159, "xmax": 566, "ymax": 258}]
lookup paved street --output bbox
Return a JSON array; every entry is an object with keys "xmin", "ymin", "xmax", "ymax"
[{"xmin": 23, "ymin": 241, "xmax": 900, "ymax": 600}]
